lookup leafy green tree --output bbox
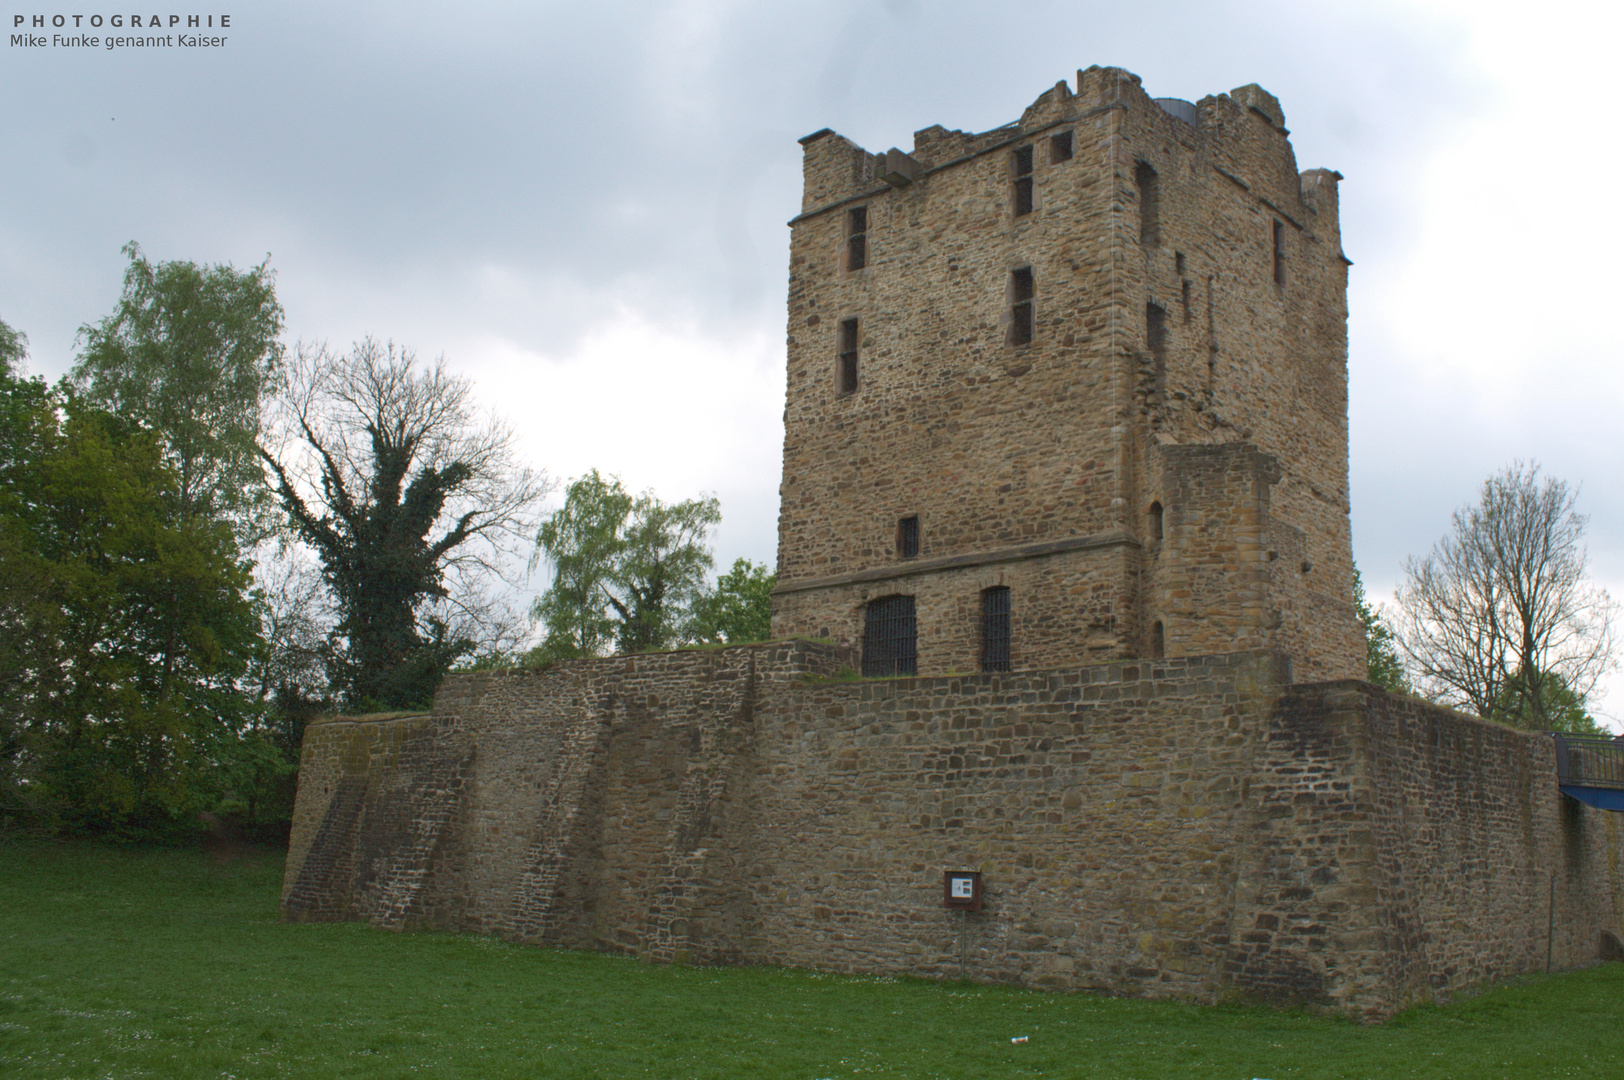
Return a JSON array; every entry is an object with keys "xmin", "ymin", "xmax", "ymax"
[
  {"xmin": 688, "ymin": 558, "xmax": 776, "ymax": 645},
  {"xmin": 1353, "ymin": 566, "xmax": 1408, "ymax": 693},
  {"xmin": 530, "ymin": 473, "xmax": 721, "ymax": 660},
  {"xmin": 261, "ymin": 340, "xmax": 547, "ymax": 710},
  {"xmin": 1488, "ymin": 669, "xmax": 1600, "ymax": 733},
  {"xmin": 0, "ymin": 383, "xmax": 260, "ymax": 839},
  {"xmin": 528, "ymin": 470, "xmax": 630, "ymax": 665},
  {"xmin": 71, "ymin": 242, "xmax": 284, "ymax": 541},
  {"xmin": 611, "ymin": 491, "xmax": 720, "ymax": 653},
  {"xmin": 0, "ymin": 315, "xmax": 26, "ymax": 376}
]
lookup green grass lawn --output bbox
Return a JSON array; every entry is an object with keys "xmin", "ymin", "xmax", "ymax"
[{"xmin": 1, "ymin": 840, "xmax": 1619, "ymax": 1079}]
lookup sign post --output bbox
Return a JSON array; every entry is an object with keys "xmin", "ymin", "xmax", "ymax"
[{"xmin": 943, "ymin": 870, "xmax": 983, "ymax": 979}]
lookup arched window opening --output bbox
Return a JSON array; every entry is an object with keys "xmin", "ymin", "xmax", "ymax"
[{"xmin": 1149, "ymin": 501, "xmax": 1164, "ymax": 542}]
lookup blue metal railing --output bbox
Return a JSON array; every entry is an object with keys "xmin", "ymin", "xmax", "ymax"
[{"xmin": 1551, "ymin": 733, "xmax": 1624, "ymax": 791}]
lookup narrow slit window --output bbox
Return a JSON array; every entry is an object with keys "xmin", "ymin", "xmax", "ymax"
[
  {"xmin": 1011, "ymin": 267, "xmax": 1035, "ymax": 346},
  {"xmin": 1271, "ymin": 219, "xmax": 1285, "ymax": 286},
  {"xmin": 897, "ymin": 514, "xmax": 920, "ymax": 559},
  {"xmin": 848, "ymin": 206, "xmax": 868, "ymax": 271},
  {"xmin": 1149, "ymin": 501, "xmax": 1164, "ymax": 542},
  {"xmin": 1012, "ymin": 145, "xmax": 1034, "ymax": 216},
  {"xmin": 1150, "ymin": 620, "xmax": 1165, "ymax": 660},
  {"xmin": 837, "ymin": 318, "xmax": 859, "ymax": 395},
  {"xmin": 1049, "ymin": 131, "xmax": 1073, "ymax": 163},
  {"xmin": 1146, "ymin": 302, "xmax": 1167, "ymax": 392},
  {"xmin": 862, "ymin": 595, "xmax": 918, "ymax": 677},
  {"xmin": 1181, "ymin": 279, "xmax": 1192, "ymax": 323},
  {"xmin": 981, "ymin": 586, "xmax": 1011, "ymax": 673},
  {"xmin": 1135, "ymin": 160, "xmax": 1160, "ymax": 246}
]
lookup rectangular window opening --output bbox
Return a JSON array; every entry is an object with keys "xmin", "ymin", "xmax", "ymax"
[
  {"xmin": 1271, "ymin": 219, "xmax": 1286, "ymax": 286},
  {"xmin": 897, "ymin": 514, "xmax": 920, "ymax": 559},
  {"xmin": 1049, "ymin": 131, "xmax": 1073, "ymax": 164},
  {"xmin": 981, "ymin": 586, "xmax": 1011, "ymax": 673},
  {"xmin": 1146, "ymin": 302, "xmax": 1167, "ymax": 398},
  {"xmin": 1135, "ymin": 160, "xmax": 1160, "ymax": 246},
  {"xmin": 1013, "ymin": 145, "xmax": 1034, "ymax": 216},
  {"xmin": 848, "ymin": 206, "xmax": 868, "ymax": 271},
  {"xmin": 1011, "ymin": 267, "xmax": 1035, "ymax": 347},
  {"xmin": 838, "ymin": 317, "xmax": 859, "ymax": 395},
  {"xmin": 862, "ymin": 595, "xmax": 918, "ymax": 677}
]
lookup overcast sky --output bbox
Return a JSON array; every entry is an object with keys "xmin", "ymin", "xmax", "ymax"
[{"xmin": 4, "ymin": 0, "xmax": 1619, "ymax": 724}]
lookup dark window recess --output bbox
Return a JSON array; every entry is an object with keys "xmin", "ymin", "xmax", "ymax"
[
  {"xmin": 838, "ymin": 318, "xmax": 859, "ymax": 395},
  {"xmin": 848, "ymin": 206, "xmax": 868, "ymax": 271},
  {"xmin": 897, "ymin": 514, "xmax": 920, "ymax": 558},
  {"xmin": 1013, "ymin": 145, "xmax": 1034, "ymax": 216},
  {"xmin": 1150, "ymin": 620, "xmax": 1165, "ymax": 660},
  {"xmin": 981, "ymin": 586, "xmax": 1011, "ymax": 673},
  {"xmin": 1011, "ymin": 267, "xmax": 1035, "ymax": 346},
  {"xmin": 1135, "ymin": 160, "xmax": 1160, "ymax": 246},
  {"xmin": 1175, "ymin": 251, "xmax": 1186, "ymax": 275},
  {"xmin": 1271, "ymin": 219, "xmax": 1286, "ymax": 286},
  {"xmin": 1049, "ymin": 131, "xmax": 1073, "ymax": 163},
  {"xmin": 1146, "ymin": 302, "xmax": 1167, "ymax": 395},
  {"xmin": 1181, "ymin": 278, "xmax": 1192, "ymax": 323},
  {"xmin": 1149, "ymin": 501, "xmax": 1164, "ymax": 541},
  {"xmin": 862, "ymin": 595, "xmax": 918, "ymax": 677}
]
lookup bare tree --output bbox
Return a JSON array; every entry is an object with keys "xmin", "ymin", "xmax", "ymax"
[
  {"xmin": 1394, "ymin": 462, "xmax": 1617, "ymax": 728},
  {"xmin": 259, "ymin": 339, "xmax": 549, "ymax": 708}
]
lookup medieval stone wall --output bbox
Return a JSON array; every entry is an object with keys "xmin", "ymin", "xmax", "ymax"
[{"xmin": 283, "ymin": 644, "xmax": 1624, "ymax": 1020}]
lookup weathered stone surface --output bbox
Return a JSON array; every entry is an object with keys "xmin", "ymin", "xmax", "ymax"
[{"xmin": 283, "ymin": 644, "xmax": 1624, "ymax": 1021}]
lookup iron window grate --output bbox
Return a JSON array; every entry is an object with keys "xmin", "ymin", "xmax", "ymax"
[
  {"xmin": 863, "ymin": 595, "xmax": 917, "ymax": 677},
  {"xmin": 981, "ymin": 586, "xmax": 1011, "ymax": 672}
]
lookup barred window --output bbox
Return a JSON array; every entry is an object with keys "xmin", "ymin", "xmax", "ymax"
[
  {"xmin": 847, "ymin": 206, "xmax": 868, "ymax": 271},
  {"xmin": 862, "ymin": 595, "xmax": 918, "ymax": 677},
  {"xmin": 838, "ymin": 318, "xmax": 859, "ymax": 395},
  {"xmin": 981, "ymin": 586, "xmax": 1011, "ymax": 673},
  {"xmin": 1013, "ymin": 145, "xmax": 1034, "ymax": 216}
]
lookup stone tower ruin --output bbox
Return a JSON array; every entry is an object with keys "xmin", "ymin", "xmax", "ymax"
[{"xmin": 772, "ymin": 66, "xmax": 1362, "ymax": 683}]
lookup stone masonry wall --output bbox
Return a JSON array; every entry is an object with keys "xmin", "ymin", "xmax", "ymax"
[{"xmin": 283, "ymin": 644, "xmax": 1624, "ymax": 1020}]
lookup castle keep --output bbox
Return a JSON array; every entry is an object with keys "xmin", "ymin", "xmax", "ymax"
[
  {"xmin": 282, "ymin": 70, "xmax": 1624, "ymax": 1020},
  {"xmin": 773, "ymin": 67, "xmax": 1360, "ymax": 683}
]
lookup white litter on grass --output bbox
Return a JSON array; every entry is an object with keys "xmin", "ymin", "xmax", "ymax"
[{"xmin": 1011, "ymin": 1036, "xmax": 1029, "ymax": 1044}]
